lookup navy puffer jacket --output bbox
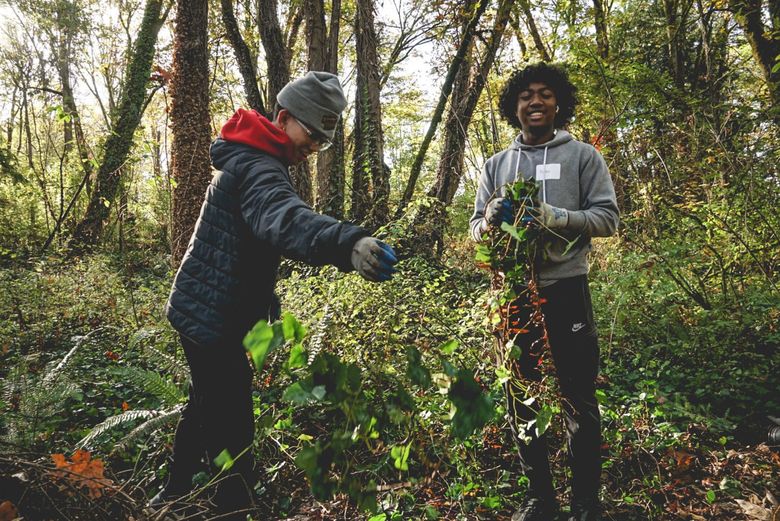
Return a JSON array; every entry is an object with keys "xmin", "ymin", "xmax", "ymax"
[{"xmin": 165, "ymin": 138, "xmax": 368, "ymax": 346}]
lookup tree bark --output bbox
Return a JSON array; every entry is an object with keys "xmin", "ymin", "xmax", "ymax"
[
  {"xmin": 221, "ymin": 0, "xmax": 266, "ymax": 115},
  {"xmin": 592, "ymin": 0, "xmax": 609, "ymax": 59},
  {"xmin": 420, "ymin": 0, "xmax": 515, "ymax": 253},
  {"xmin": 307, "ymin": 0, "xmax": 346, "ymax": 217},
  {"xmin": 257, "ymin": 0, "xmax": 291, "ymax": 109},
  {"xmin": 396, "ymin": 0, "xmax": 491, "ymax": 216},
  {"xmin": 517, "ymin": 0, "xmax": 550, "ymax": 61},
  {"xmin": 70, "ymin": 0, "xmax": 167, "ymax": 249},
  {"xmin": 730, "ymin": 0, "xmax": 780, "ymax": 120},
  {"xmin": 170, "ymin": 0, "xmax": 212, "ymax": 267},
  {"xmin": 353, "ymin": 0, "xmax": 388, "ymax": 228}
]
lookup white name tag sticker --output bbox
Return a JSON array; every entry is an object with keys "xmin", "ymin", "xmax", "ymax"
[{"xmin": 536, "ymin": 163, "xmax": 561, "ymax": 180}]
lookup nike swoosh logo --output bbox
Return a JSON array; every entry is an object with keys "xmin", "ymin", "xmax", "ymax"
[{"xmin": 572, "ymin": 323, "xmax": 585, "ymax": 332}]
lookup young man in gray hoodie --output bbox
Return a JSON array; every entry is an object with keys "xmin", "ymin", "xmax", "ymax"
[{"xmin": 470, "ymin": 63, "xmax": 619, "ymax": 521}]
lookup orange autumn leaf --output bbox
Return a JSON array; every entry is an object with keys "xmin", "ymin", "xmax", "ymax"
[
  {"xmin": 50, "ymin": 449, "xmax": 113, "ymax": 498},
  {"xmin": 121, "ymin": 401, "xmax": 130, "ymax": 411},
  {"xmin": 0, "ymin": 501, "xmax": 18, "ymax": 521}
]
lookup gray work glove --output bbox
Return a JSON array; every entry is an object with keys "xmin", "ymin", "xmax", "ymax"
[
  {"xmin": 484, "ymin": 197, "xmax": 513, "ymax": 229},
  {"xmin": 533, "ymin": 201, "xmax": 569, "ymax": 229},
  {"xmin": 351, "ymin": 237, "xmax": 398, "ymax": 282}
]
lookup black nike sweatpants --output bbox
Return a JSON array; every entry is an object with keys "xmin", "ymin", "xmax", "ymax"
[{"xmin": 502, "ymin": 274, "xmax": 601, "ymax": 504}]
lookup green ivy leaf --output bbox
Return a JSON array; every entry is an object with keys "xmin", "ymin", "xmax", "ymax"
[
  {"xmin": 282, "ymin": 312, "xmax": 307, "ymax": 343},
  {"xmin": 244, "ymin": 320, "xmax": 285, "ymax": 371},
  {"xmin": 213, "ymin": 449, "xmax": 234, "ymax": 471},
  {"xmin": 500, "ymin": 221, "xmax": 526, "ymax": 242},
  {"xmin": 535, "ymin": 404, "xmax": 555, "ymax": 437},
  {"xmin": 390, "ymin": 443, "xmax": 411, "ymax": 471},
  {"xmin": 439, "ymin": 339, "xmax": 459, "ymax": 355},
  {"xmin": 448, "ymin": 369, "xmax": 494, "ymax": 439},
  {"xmin": 286, "ymin": 342, "xmax": 307, "ymax": 370}
]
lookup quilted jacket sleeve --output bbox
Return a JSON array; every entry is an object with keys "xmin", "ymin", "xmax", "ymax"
[{"xmin": 239, "ymin": 159, "xmax": 369, "ymax": 271}]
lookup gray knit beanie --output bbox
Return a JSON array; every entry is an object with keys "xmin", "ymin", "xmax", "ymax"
[{"xmin": 277, "ymin": 71, "xmax": 347, "ymax": 139}]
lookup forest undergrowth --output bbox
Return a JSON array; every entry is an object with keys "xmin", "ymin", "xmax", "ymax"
[{"xmin": 0, "ymin": 234, "xmax": 777, "ymax": 520}]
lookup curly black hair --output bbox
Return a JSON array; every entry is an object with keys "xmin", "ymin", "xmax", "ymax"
[{"xmin": 498, "ymin": 62, "xmax": 578, "ymax": 129}]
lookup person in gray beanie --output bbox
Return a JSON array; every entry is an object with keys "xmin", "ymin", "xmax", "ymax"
[{"xmin": 151, "ymin": 71, "xmax": 398, "ymax": 518}]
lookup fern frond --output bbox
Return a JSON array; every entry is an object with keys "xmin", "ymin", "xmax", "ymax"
[
  {"xmin": 144, "ymin": 344, "xmax": 190, "ymax": 382},
  {"xmin": 114, "ymin": 404, "xmax": 183, "ymax": 452},
  {"xmin": 77, "ymin": 409, "xmax": 162, "ymax": 448},
  {"xmin": 308, "ymin": 303, "xmax": 332, "ymax": 364},
  {"xmin": 113, "ymin": 366, "xmax": 185, "ymax": 405},
  {"xmin": 43, "ymin": 335, "xmax": 89, "ymax": 385}
]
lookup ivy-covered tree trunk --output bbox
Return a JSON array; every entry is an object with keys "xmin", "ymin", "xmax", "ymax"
[
  {"xmin": 221, "ymin": 0, "xmax": 266, "ymax": 115},
  {"xmin": 257, "ymin": 0, "xmax": 290, "ymax": 109},
  {"xmin": 353, "ymin": 0, "xmax": 388, "ymax": 228},
  {"xmin": 170, "ymin": 0, "xmax": 211, "ymax": 267},
  {"xmin": 730, "ymin": 0, "xmax": 780, "ymax": 122},
  {"xmin": 592, "ymin": 0, "xmax": 609, "ymax": 60},
  {"xmin": 70, "ymin": 0, "xmax": 167, "ymax": 250},
  {"xmin": 307, "ymin": 0, "xmax": 346, "ymax": 218},
  {"xmin": 516, "ymin": 0, "xmax": 550, "ymax": 61}
]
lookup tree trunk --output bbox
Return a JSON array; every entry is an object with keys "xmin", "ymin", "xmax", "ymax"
[
  {"xmin": 221, "ymin": 0, "xmax": 267, "ymax": 115},
  {"xmin": 730, "ymin": 0, "xmax": 780, "ymax": 120},
  {"xmin": 257, "ymin": 0, "xmax": 291, "ymax": 109},
  {"xmin": 170, "ymin": 0, "xmax": 212, "ymax": 267},
  {"xmin": 396, "ymin": 0, "xmax": 491, "ymax": 216},
  {"xmin": 517, "ymin": 0, "xmax": 551, "ymax": 61},
  {"xmin": 70, "ymin": 0, "xmax": 167, "ymax": 250},
  {"xmin": 592, "ymin": 0, "xmax": 609, "ymax": 59},
  {"xmin": 307, "ymin": 0, "xmax": 346, "ymax": 217},
  {"xmin": 419, "ymin": 0, "xmax": 514, "ymax": 253},
  {"xmin": 353, "ymin": 0, "xmax": 388, "ymax": 228}
]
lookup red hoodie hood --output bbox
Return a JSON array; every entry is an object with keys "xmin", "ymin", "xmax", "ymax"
[{"xmin": 219, "ymin": 109, "xmax": 299, "ymax": 166}]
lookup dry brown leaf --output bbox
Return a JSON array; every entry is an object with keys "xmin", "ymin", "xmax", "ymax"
[
  {"xmin": 735, "ymin": 499, "xmax": 771, "ymax": 521},
  {"xmin": 50, "ymin": 449, "xmax": 113, "ymax": 499},
  {"xmin": 0, "ymin": 501, "xmax": 18, "ymax": 521}
]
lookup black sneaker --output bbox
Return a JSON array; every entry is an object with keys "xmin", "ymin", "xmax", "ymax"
[
  {"xmin": 512, "ymin": 496, "xmax": 560, "ymax": 521},
  {"xmin": 568, "ymin": 500, "xmax": 601, "ymax": 521}
]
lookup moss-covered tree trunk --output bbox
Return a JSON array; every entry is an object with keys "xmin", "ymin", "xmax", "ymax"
[
  {"xmin": 353, "ymin": 0, "xmax": 388, "ymax": 228},
  {"xmin": 70, "ymin": 0, "xmax": 167, "ymax": 250},
  {"xmin": 170, "ymin": 0, "xmax": 211, "ymax": 267},
  {"xmin": 730, "ymin": 0, "xmax": 780, "ymax": 123},
  {"xmin": 306, "ymin": 0, "xmax": 346, "ymax": 218}
]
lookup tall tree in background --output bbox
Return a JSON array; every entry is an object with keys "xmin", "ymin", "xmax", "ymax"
[
  {"xmin": 221, "ymin": 0, "xmax": 266, "ymax": 115},
  {"xmin": 169, "ymin": 0, "xmax": 211, "ymax": 266},
  {"xmin": 351, "ymin": 0, "xmax": 388, "ymax": 227},
  {"xmin": 70, "ymin": 0, "xmax": 169, "ymax": 249},
  {"xmin": 305, "ymin": 0, "xmax": 346, "ymax": 218},
  {"xmin": 421, "ymin": 0, "xmax": 514, "ymax": 252},
  {"xmin": 397, "ymin": 0, "xmax": 491, "ymax": 216},
  {"xmin": 258, "ymin": 0, "xmax": 313, "ymax": 203},
  {"xmin": 729, "ymin": 0, "xmax": 780, "ymax": 122}
]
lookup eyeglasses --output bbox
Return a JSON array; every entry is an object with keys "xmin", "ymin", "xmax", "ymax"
[{"xmin": 291, "ymin": 115, "xmax": 333, "ymax": 151}]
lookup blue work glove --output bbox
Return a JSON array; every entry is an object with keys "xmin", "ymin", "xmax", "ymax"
[
  {"xmin": 485, "ymin": 197, "xmax": 513, "ymax": 228},
  {"xmin": 351, "ymin": 237, "xmax": 398, "ymax": 282},
  {"xmin": 519, "ymin": 196, "xmax": 535, "ymax": 226}
]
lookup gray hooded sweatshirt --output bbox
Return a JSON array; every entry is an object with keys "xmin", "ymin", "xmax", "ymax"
[{"xmin": 469, "ymin": 130, "xmax": 619, "ymax": 283}]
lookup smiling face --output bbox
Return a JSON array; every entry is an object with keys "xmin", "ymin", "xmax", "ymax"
[
  {"xmin": 515, "ymin": 81, "xmax": 557, "ymax": 144},
  {"xmin": 276, "ymin": 109, "xmax": 324, "ymax": 163}
]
